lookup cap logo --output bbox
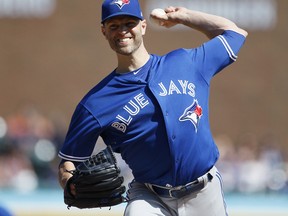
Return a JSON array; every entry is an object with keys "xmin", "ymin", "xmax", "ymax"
[{"xmin": 112, "ymin": 0, "xmax": 130, "ymax": 9}]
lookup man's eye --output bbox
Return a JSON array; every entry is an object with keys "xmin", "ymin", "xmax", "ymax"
[
  {"xmin": 109, "ymin": 25, "xmax": 118, "ymax": 30},
  {"xmin": 126, "ymin": 22, "xmax": 137, "ymax": 28}
]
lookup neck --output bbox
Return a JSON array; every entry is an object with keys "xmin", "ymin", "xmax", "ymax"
[{"xmin": 116, "ymin": 46, "xmax": 150, "ymax": 74}]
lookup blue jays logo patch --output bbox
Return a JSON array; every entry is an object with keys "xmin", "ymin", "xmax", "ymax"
[
  {"xmin": 179, "ymin": 99, "xmax": 203, "ymax": 132},
  {"xmin": 112, "ymin": 0, "xmax": 130, "ymax": 9}
]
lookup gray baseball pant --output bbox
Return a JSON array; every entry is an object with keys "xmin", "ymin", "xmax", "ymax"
[{"xmin": 124, "ymin": 166, "xmax": 228, "ymax": 216}]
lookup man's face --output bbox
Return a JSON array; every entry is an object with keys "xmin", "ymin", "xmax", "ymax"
[{"xmin": 101, "ymin": 16, "xmax": 147, "ymax": 56}]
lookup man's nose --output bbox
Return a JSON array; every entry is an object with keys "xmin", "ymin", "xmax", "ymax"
[{"xmin": 118, "ymin": 24, "xmax": 129, "ymax": 34}]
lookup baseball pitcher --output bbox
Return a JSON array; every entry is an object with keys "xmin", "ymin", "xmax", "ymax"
[{"xmin": 58, "ymin": 0, "xmax": 248, "ymax": 215}]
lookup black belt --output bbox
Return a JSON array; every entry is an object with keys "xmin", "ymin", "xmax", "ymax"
[{"xmin": 151, "ymin": 172, "xmax": 213, "ymax": 199}]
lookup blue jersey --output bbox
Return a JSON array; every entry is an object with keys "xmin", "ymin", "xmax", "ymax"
[{"xmin": 59, "ymin": 30, "xmax": 246, "ymax": 187}]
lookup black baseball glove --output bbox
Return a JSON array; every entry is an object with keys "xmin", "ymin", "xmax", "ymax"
[{"xmin": 64, "ymin": 146, "xmax": 126, "ymax": 209}]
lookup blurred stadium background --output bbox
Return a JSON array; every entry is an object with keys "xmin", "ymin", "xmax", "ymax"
[{"xmin": 0, "ymin": 0, "xmax": 287, "ymax": 215}]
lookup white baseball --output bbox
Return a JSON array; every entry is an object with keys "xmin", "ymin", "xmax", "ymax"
[{"xmin": 149, "ymin": 8, "xmax": 167, "ymax": 26}]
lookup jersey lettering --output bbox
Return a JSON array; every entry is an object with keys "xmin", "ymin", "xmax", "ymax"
[
  {"xmin": 158, "ymin": 80, "xmax": 196, "ymax": 97},
  {"xmin": 123, "ymin": 101, "xmax": 140, "ymax": 116},
  {"xmin": 111, "ymin": 122, "xmax": 127, "ymax": 133},
  {"xmin": 112, "ymin": 93, "xmax": 149, "ymax": 133},
  {"xmin": 116, "ymin": 114, "xmax": 132, "ymax": 125},
  {"xmin": 168, "ymin": 80, "xmax": 182, "ymax": 95},
  {"xmin": 135, "ymin": 93, "xmax": 149, "ymax": 108}
]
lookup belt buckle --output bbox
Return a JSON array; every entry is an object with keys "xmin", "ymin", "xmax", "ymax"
[
  {"xmin": 167, "ymin": 172, "xmax": 213, "ymax": 199},
  {"xmin": 168, "ymin": 186, "xmax": 183, "ymax": 198},
  {"xmin": 168, "ymin": 188, "xmax": 176, "ymax": 198},
  {"xmin": 168, "ymin": 180, "xmax": 199, "ymax": 198}
]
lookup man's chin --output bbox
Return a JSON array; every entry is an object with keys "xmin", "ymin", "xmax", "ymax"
[{"xmin": 116, "ymin": 49, "xmax": 133, "ymax": 56}]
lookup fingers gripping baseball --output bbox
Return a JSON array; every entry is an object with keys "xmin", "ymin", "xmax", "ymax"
[
  {"xmin": 149, "ymin": 8, "xmax": 178, "ymax": 28},
  {"xmin": 149, "ymin": 8, "xmax": 167, "ymax": 26}
]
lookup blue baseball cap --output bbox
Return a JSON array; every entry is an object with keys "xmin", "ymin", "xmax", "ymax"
[{"xmin": 101, "ymin": 0, "xmax": 143, "ymax": 23}]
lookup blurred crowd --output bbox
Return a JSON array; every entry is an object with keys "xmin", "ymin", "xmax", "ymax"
[
  {"xmin": 0, "ymin": 106, "xmax": 287, "ymax": 195},
  {"xmin": 215, "ymin": 133, "xmax": 288, "ymax": 194},
  {"xmin": 0, "ymin": 106, "xmax": 66, "ymax": 192}
]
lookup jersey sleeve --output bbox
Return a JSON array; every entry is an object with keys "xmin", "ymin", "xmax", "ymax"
[
  {"xmin": 196, "ymin": 30, "xmax": 246, "ymax": 83},
  {"xmin": 58, "ymin": 103, "xmax": 102, "ymax": 162}
]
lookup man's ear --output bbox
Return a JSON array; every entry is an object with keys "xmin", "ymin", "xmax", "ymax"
[
  {"xmin": 141, "ymin": 19, "xmax": 147, "ymax": 36},
  {"xmin": 101, "ymin": 25, "xmax": 106, "ymax": 37}
]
